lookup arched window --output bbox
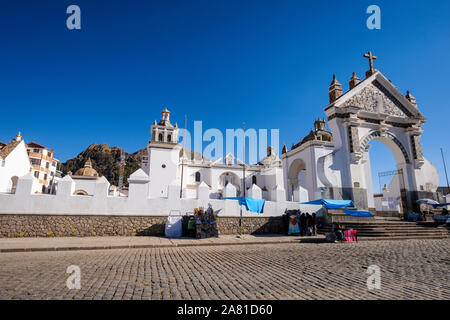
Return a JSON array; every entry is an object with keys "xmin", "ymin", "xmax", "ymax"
[
  {"xmin": 158, "ymin": 133, "xmax": 163, "ymax": 142},
  {"xmin": 252, "ymin": 176, "xmax": 257, "ymax": 185},
  {"xmin": 167, "ymin": 134, "xmax": 172, "ymax": 142},
  {"xmin": 195, "ymin": 171, "xmax": 201, "ymax": 182},
  {"xmin": 74, "ymin": 189, "xmax": 88, "ymax": 196}
]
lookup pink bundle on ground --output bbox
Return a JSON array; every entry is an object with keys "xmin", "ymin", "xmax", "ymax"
[{"xmin": 344, "ymin": 229, "xmax": 357, "ymax": 242}]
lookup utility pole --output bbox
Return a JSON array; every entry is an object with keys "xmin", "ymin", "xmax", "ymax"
[
  {"xmin": 242, "ymin": 122, "xmax": 246, "ymax": 197},
  {"xmin": 441, "ymin": 148, "xmax": 450, "ymax": 195},
  {"xmin": 239, "ymin": 122, "xmax": 246, "ymax": 239},
  {"xmin": 180, "ymin": 115, "xmax": 187, "ymax": 198}
]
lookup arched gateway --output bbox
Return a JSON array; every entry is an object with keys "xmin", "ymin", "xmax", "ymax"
[{"xmin": 282, "ymin": 52, "xmax": 439, "ymax": 213}]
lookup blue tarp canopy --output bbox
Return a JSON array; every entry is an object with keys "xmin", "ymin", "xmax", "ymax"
[
  {"xmin": 300, "ymin": 199, "xmax": 354, "ymax": 209},
  {"xmin": 343, "ymin": 209, "xmax": 374, "ymax": 218},
  {"xmin": 224, "ymin": 197, "xmax": 265, "ymax": 213}
]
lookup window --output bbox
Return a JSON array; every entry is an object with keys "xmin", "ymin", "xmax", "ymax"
[
  {"xmin": 167, "ymin": 134, "xmax": 172, "ymax": 142},
  {"xmin": 158, "ymin": 133, "xmax": 163, "ymax": 142},
  {"xmin": 195, "ymin": 171, "xmax": 201, "ymax": 182},
  {"xmin": 48, "ymin": 152, "xmax": 52, "ymax": 158},
  {"xmin": 34, "ymin": 171, "xmax": 39, "ymax": 178},
  {"xmin": 1, "ymin": 159, "xmax": 5, "ymax": 167},
  {"xmin": 46, "ymin": 162, "xmax": 49, "ymax": 169},
  {"xmin": 31, "ymin": 159, "xmax": 41, "ymax": 166},
  {"xmin": 33, "ymin": 148, "xmax": 40, "ymax": 153},
  {"xmin": 252, "ymin": 176, "xmax": 257, "ymax": 185},
  {"xmin": 44, "ymin": 174, "xmax": 48, "ymax": 180}
]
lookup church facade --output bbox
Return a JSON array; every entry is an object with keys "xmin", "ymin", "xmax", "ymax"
[
  {"xmin": 141, "ymin": 53, "xmax": 440, "ymax": 213},
  {"xmin": 281, "ymin": 53, "xmax": 439, "ymax": 212}
]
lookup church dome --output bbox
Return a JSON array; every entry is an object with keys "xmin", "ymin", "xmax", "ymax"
[{"xmin": 74, "ymin": 159, "xmax": 99, "ymax": 177}]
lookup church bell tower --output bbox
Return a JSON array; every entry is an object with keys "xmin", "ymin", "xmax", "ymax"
[{"xmin": 143, "ymin": 108, "xmax": 181, "ymax": 198}]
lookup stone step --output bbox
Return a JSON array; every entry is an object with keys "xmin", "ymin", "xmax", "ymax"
[
  {"xmin": 356, "ymin": 232, "xmax": 449, "ymax": 237},
  {"xmin": 317, "ymin": 220, "xmax": 449, "ymax": 240},
  {"xmin": 319, "ymin": 232, "xmax": 449, "ymax": 238},
  {"xmin": 358, "ymin": 235, "xmax": 450, "ymax": 241}
]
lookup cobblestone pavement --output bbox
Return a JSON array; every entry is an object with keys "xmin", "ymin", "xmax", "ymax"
[{"xmin": 0, "ymin": 239, "xmax": 448, "ymax": 300}]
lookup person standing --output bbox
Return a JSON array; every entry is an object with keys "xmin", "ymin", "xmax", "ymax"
[
  {"xmin": 312, "ymin": 212, "xmax": 318, "ymax": 236},
  {"xmin": 306, "ymin": 213, "xmax": 312, "ymax": 236},
  {"xmin": 299, "ymin": 213, "xmax": 306, "ymax": 236}
]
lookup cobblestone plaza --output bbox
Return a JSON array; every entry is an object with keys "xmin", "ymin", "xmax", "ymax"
[{"xmin": 0, "ymin": 239, "xmax": 448, "ymax": 300}]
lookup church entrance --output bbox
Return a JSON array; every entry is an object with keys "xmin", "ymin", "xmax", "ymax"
[
  {"xmin": 358, "ymin": 130, "xmax": 412, "ymax": 213},
  {"xmin": 219, "ymin": 172, "xmax": 241, "ymax": 196},
  {"xmin": 367, "ymin": 140, "xmax": 409, "ymax": 215}
]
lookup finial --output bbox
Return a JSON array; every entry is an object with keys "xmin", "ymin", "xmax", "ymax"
[
  {"xmin": 349, "ymin": 71, "xmax": 361, "ymax": 90},
  {"xmin": 85, "ymin": 158, "xmax": 93, "ymax": 168},
  {"xmin": 405, "ymin": 90, "xmax": 417, "ymax": 107},
  {"xmin": 363, "ymin": 51, "xmax": 378, "ymax": 77}
]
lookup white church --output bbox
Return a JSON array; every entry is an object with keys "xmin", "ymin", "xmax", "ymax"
[{"xmin": 0, "ymin": 53, "xmax": 443, "ymax": 217}]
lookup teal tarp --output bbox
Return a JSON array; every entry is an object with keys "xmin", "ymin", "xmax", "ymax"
[
  {"xmin": 300, "ymin": 199, "xmax": 354, "ymax": 209},
  {"xmin": 224, "ymin": 197, "xmax": 265, "ymax": 213},
  {"xmin": 343, "ymin": 209, "xmax": 374, "ymax": 218}
]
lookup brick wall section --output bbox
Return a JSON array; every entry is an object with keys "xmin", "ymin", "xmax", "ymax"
[{"xmin": 0, "ymin": 214, "xmax": 286, "ymax": 238}]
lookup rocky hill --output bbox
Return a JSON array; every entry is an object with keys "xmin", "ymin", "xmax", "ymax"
[{"xmin": 60, "ymin": 143, "xmax": 146, "ymax": 186}]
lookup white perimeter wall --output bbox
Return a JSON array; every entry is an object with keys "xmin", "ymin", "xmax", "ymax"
[{"xmin": 0, "ymin": 171, "xmax": 322, "ymax": 217}]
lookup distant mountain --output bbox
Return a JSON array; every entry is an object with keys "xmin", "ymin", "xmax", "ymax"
[{"xmin": 60, "ymin": 143, "xmax": 146, "ymax": 186}]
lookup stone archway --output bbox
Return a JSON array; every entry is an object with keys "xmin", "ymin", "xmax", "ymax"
[
  {"xmin": 218, "ymin": 172, "xmax": 241, "ymax": 196},
  {"xmin": 356, "ymin": 130, "xmax": 411, "ymax": 211},
  {"xmin": 287, "ymin": 159, "xmax": 307, "ymax": 201},
  {"xmin": 358, "ymin": 131, "xmax": 410, "ymax": 165},
  {"xmin": 321, "ymin": 69, "xmax": 442, "ymax": 211}
]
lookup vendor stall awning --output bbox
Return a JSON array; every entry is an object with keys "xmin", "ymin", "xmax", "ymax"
[
  {"xmin": 300, "ymin": 199, "xmax": 354, "ymax": 209},
  {"xmin": 432, "ymin": 203, "xmax": 450, "ymax": 208},
  {"xmin": 343, "ymin": 209, "xmax": 374, "ymax": 218},
  {"xmin": 224, "ymin": 197, "xmax": 265, "ymax": 213}
]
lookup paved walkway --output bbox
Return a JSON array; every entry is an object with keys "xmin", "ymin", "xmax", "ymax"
[
  {"xmin": 0, "ymin": 235, "xmax": 325, "ymax": 253},
  {"xmin": 0, "ymin": 239, "xmax": 448, "ymax": 300}
]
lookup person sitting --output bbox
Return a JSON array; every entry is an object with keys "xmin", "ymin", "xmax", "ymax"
[{"xmin": 332, "ymin": 223, "xmax": 345, "ymax": 241}]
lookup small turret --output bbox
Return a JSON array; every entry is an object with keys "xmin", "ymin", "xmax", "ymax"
[{"xmin": 329, "ymin": 74, "xmax": 343, "ymax": 103}]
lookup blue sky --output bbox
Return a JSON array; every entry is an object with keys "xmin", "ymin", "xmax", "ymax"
[{"xmin": 0, "ymin": 0, "xmax": 449, "ymax": 192}]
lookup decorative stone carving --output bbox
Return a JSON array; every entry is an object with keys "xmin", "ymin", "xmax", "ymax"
[
  {"xmin": 348, "ymin": 126, "xmax": 360, "ymax": 153},
  {"xmin": 342, "ymin": 81, "xmax": 412, "ymax": 118},
  {"xmin": 359, "ymin": 131, "xmax": 411, "ymax": 164},
  {"xmin": 410, "ymin": 135, "xmax": 423, "ymax": 161}
]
